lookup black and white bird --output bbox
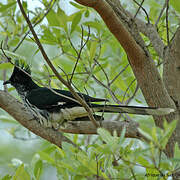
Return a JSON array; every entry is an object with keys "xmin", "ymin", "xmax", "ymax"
[{"xmin": 3, "ymin": 61, "xmax": 174, "ymax": 128}]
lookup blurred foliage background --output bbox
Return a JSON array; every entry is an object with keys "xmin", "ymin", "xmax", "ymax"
[{"xmin": 0, "ymin": 0, "xmax": 180, "ymax": 179}]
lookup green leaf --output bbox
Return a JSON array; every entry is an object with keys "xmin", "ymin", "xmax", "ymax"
[
  {"xmin": 137, "ymin": 156, "xmax": 152, "ymax": 167},
  {"xmin": 138, "ymin": 128, "xmax": 153, "ymax": 142},
  {"xmin": 150, "ymin": 141, "xmax": 155, "ymax": 157},
  {"xmin": 71, "ymin": 12, "xmax": 82, "ymax": 34},
  {"xmin": 41, "ymin": 26, "xmax": 57, "ymax": 44},
  {"xmin": 8, "ymin": 37, "xmax": 20, "ymax": 47},
  {"xmin": 69, "ymin": 2, "xmax": 84, "ymax": 9},
  {"xmin": 107, "ymin": 167, "xmax": 119, "ymax": 179},
  {"xmin": 0, "ymin": 62, "xmax": 13, "ymax": 69},
  {"xmin": 38, "ymin": 151, "xmax": 55, "ymax": 165},
  {"xmin": 0, "ymin": 115, "xmax": 17, "ymax": 124},
  {"xmin": 73, "ymin": 134, "xmax": 79, "ymax": 144},
  {"xmin": 0, "ymin": 50, "xmax": 25, "ymax": 59},
  {"xmin": 146, "ymin": 168, "xmax": 160, "ymax": 179},
  {"xmin": 1, "ymin": 175, "xmax": 12, "ymax": 180},
  {"xmin": 13, "ymin": 164, "xmax": 30, "ymax": 180},
  {"xmin": 83, "ymin": 21, "xmax": 102, "ymax": 33},
  {"xmin": 76, "ymin": 152, "xmax": 97, "ymax": 174},
  {"xmin": 57, "ymin": 8, "xmax": 68, "ymax": 32},
  {"xmin": 97, "ymin": 128, "xmax": 114, "ymax": 144},
  {"xmin": 89, "ymin": 41, "xmax": 98, "ymax": 61},
  {"xmin": 119, "ymin": 127, "xmax": 126, "ymax": 145},
  {"xmin": 84, "ymin": 10, "xmax": 89, "ymax": 17},
  {"xmin": 170, "ymin": 1, "xmax": 180, "ymax": 13},
  {"xmin": 160, "ymin": 120, "xmax": 177, "ymax": 149},
  {"xmin": 151, "ymin": 127, "xmax": 159, "ymax": 145},
  {"xmin": 0, "ymin": 2, "xmax": 16, "ymax": 12},
  {"xmin": 34, "ymin": 160, "xmax": 43, "ymax": 180},
  {"xmin": 62, "ymin": 142, "xmax": 75, "ymax": 157},
  {"xmin": 46, "ymin": 10, "xmax": 59, "ymax": 27},
  {"xmin": 174, "ymin": 142, "xmax": 180, "ymax": 159},
  {"xmin": 56, "ymin": 161, "xmax": 76, "ymax": 173}
]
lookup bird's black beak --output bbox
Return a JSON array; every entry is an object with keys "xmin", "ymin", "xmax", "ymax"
[{"xmin": 3, "ymin": 80, "xmax": 11, "ymax": 85}]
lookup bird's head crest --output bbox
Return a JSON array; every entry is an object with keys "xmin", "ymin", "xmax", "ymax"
[
  {"xmin": 14, "ymin": 59, "xmax": 31, "ymax": 74},
  {"xmin": 3, "ymin": 59, "xmax": 32, "ymax": 87}
]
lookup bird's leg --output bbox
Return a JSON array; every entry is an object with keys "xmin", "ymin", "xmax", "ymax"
[
  {"xmin": 38, "ymin": 110, "xmax": 60, "ymax": 128},
  {"xmin": 23, "ymin": 103, "xmax": 53, "ymax": 127}
]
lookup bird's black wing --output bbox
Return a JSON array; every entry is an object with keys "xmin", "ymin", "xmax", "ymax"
[
  {"xmin": 26, "ymin": 87, "xmax": 174, "ymax": 116},
  {"xmin": 26, "ymin": 87, "xmax": 107, "ymax": 110}
]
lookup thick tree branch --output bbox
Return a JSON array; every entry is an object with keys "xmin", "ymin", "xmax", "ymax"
[
  {"xmin": 163, "ymin": 26, "xmax": 180, "ymax": 107},
  {"xmin": 0, "ymin": 90, "xmax": 141, "ymax": 139},
  {"xmin": 59, "ymin": 121, "xmax": 140, "ymax": 138},
  {"xmin": 163, "ymin": 26, "xmax": 180, "ymax": 154},
  {"xmin": 134, "ymin": 19, "xmax": 165, "ymax": 58}
]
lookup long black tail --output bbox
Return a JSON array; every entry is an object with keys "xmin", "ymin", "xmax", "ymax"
[{"xmin": 91, "ymin": 104, "xmax": 174, "ymax": 116}]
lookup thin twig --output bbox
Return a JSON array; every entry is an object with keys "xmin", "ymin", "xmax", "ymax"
[
  {"xmin": 165, "ymin": 0, "xmax": 170, "ymax": 45},
  {"xmin": 94, "ymin": 59, "xmax": 109, "ymax": 83},
  {"xmin": 155, "ymin": 1, "xmax": 167, "ymax": 27},
  {"xmin": 125, "ymin": 84, "xmax": 139, "ymax": 105},
  {"xmin": 122, "ymin": 78, "xmax": 136, "ymax": 103},
  {"xmin": 67, "ymin": 36, "xmax": 79, "ymax": 55},
  {"xmin": 91, "ymin": 74, "xmax": 122, "ymax": 104},
  {"xmin": 129, "ymin": 166, "xmax": 137, "ymax": 180},
  {"xmin": 134, "ymin": 0, "xmax": 144, "ymax": 19},
  {"xmin": 109, "ymin": 64, "xmax": 129, "ymax": 85},
  {"xmin": 83, "ymin": 60, "xmax": 123, "ymax": 104},
  {"xmin": 158, "ymin": 149, "xmax": 162, "ymax": 169},
  {"xmin": 58, "ymin": 65, "xmax": 69, "ymax": 81},
  {"xmin": 44, "ymin": 72, "xmax": 88, "ymax": 79},
  {"xmin": 0, "ymin": 41, "xmax": 12, "ymax": 62},
  {"xmin": 1, "ymin": 37, "xmax": 9, "ymax": 92},
  {"xmin": 133, "ymin": 0, "xmax": 150, "ymax": 24},
  {"xmin": 70, "ymin": 25, "xmax": 91, "ymax": 83},
  {"xmin": 44, "ymin": 64, "xmax": 52, "ymax": 87}
]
